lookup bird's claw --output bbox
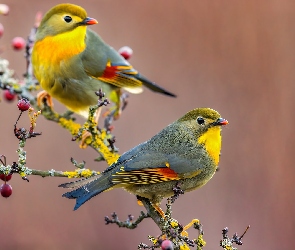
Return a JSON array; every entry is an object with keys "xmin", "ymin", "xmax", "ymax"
[
  {"xmin": 79, "ymin": 131, "xmax": 92, "ymax": 149},
  {"xmin": 37, "ymin": 90, "xmax": 54, "ymax": 108},
  {"xmin": 180, "ymin": 219, "xmax": 201, "ymax": 237}
]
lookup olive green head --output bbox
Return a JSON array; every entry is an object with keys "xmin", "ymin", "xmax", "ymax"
[
  {"xmin": 36, "ymin": 3, "xmax": 97, "ymax": 40},
  {"xmin": 178, "ymin": 107, "xmax": 226, "ymax": 125},
  {"xmin": 175, "ymin": 108, "xmax": 228, "ymax": 166}
]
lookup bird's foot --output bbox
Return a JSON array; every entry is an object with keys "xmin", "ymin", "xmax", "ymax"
[
  {"xmin": 113, "ymin": 109, "xmax": 122, "ymax": 120},
  {"xmin": 115, "ymin": 92, "xmax": 129, "ymax": 120},
  {"xmin": 137, "ymin": 200, "xmax": 143, "ymax": 206},
  {"xmin": 79, "ymin": 130, "xmax": 91, "ymax": 149},
  {"xmin": 105, "ymin": 91, "xmax": 129, "ymax": 120},
  {"xmin": 94, "ymin": 106, "xmax": 102, "ymax": 124},
  {"xmin": 101, "ymin": 92, "xmax": 129, "ymax": 130},
  {"xmin": 37, "ymin": 90, "xmax": 54, "ymax": 108},
  {"xmin": 181, "ymin": 219, "xmax": 201, "ymax": 237}
]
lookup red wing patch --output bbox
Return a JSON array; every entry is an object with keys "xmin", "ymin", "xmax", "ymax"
[
  {"xmin": 101, "ymin": 63, "xmax": 118, "ymax": 79},
  {"xmin": 111, "ymin": 167, "xmax": 180, "ymax": 185},
  {"xmin": 154, "ymin": 168, "xmax": 179, "ymax": 180},
  {"xmin": 97, "ymin": 60, "xmax": 142, "ymax": 88}
]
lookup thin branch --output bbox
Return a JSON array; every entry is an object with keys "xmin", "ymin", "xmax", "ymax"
[{"xmin": 105, "ymin": 211, "xmax": 150, "ymax": 229}]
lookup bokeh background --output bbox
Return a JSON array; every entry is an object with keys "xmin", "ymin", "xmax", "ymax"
[{"xmin": 0, "ymin": 0, "xmax": 294, "ymax": 249}]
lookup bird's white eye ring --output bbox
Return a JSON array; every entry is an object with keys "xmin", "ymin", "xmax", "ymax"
[
  {"xmin": 64, "ymin": 15, "xmax": 72, "ymax": 23},
  {"xmin": 196, "ymin": 116, "xmax": 205, "ymax": 125}
]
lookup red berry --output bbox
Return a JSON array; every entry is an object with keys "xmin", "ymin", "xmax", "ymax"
[
  {"xmin": 12, "ymin": 37, "xmax": 25, "ymax": 50},
  {"xmin": 17, "ymin": 98, "xmax": 31, "ymax": 111},
  {"xmin": 161, "ymin": 240, "xmax": 174, "ymax": 250},
  {"xmin": 118, "ymin": 46, "xmax": 133, "ymax": 60},
  {"xmin": 3, "ymin": 89, "xmax": 16, "ymax": 101},
  {"xmin": 0, "ymin": 183, "xmax": 12, "ymax": 198},
  {"xmin": 0, "ymin": 174, "xmax": 12, "ymax": 182}
]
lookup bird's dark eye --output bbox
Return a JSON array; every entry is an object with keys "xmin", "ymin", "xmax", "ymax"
[
  {"xmin": 197, "ymin": 117, "xmax": 205, "ymax": 125},
  {"xmin": 64, "ymin": 16, "xmax": 72, "ymax": 23}
]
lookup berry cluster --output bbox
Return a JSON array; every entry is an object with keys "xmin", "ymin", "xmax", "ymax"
[
  {"xmin": 1, "ymin": 4, "xmax": 26, "ymax": 102},
  {"xmin": 0, "ymin": 99, "xmax": 31, "ymax": 198}
]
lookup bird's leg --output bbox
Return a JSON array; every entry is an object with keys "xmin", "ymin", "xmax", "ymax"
[
  {"xmin": 110, "ymin": 90, "xmax": 129, "ymax": 120},
  {"xmin": 137, "ymin": 196, "xmax": 166, "ymax": 218},
  {"xmin": 120, "ymin": 92, "xmax": 129, "ymax": 112},
  {"xmin": 95, "ymin": 106, "xmax": 102, "ymax": 124},
  {"xmin": 37, "ymin": 90, "xmax": 54, "ymax": 108},
  {"xmin": 102, "ymin": 89, "xmax": 121, "ymax": 119},
  {"xmin": 152, "ymin": 203, "xmax": 166, "ymax": 218},
  {"xmin": 181, "ymin": 219, "xmax": 200, "ymax": 237},
  {"xmin": 116, "ymin": 92, "xmax": 129, "ymax": 120},
  {"xmin": 113, "ymin": 89, "xmax": 123, "ymax": 120},
  {"xmin": 137, "ymin": 200, "xmax": 165, "ymax": 218}
]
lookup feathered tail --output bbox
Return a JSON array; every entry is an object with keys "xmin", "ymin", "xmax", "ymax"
[
  {"xmin": 59, "ymin": 173, "xmax": 113, "ymax": 210},
  {"xmin": 136, "ymin": 74, "xmax": 176, "ymax": 97}
]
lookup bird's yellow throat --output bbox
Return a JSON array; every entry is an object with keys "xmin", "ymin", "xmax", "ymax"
[
  {"xmin": 197, "ymin": 126, "xmax": 222, "ymax": 165},
  {"xmin": 33, "ymin": 26, "xmax": 87, "ymax": 65}
]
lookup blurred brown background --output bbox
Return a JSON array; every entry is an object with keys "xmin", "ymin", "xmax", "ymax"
[{"xmin": 0, "ymin": 0, "xmax": 294, "ymax": 249}]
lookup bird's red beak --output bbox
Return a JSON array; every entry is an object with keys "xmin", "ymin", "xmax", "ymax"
[
  {"xmin": 215, "ymin": 118, "xmax": 229, "ymax": 126},
  {"xmin": 82, "ymin": 17, "xmax": 98, "ymax": 25}
]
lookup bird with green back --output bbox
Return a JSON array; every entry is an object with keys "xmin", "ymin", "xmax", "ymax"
[
  {"xmin": 32, "ymin": 3, "xmax": 176, "ymax": 118},
  {"xmin": 60, "ymin": 108, "xmax": 228, "ymax": 212}
]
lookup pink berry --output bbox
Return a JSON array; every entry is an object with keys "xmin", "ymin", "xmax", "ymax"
[
  {"xmin": 0, "ymin": 174, "xmax": 12, "ymax": 182},
  {"xmin": 0, "ymin": 23, "xmax": 4, "ymax": 37},
  {"xmin": 12, "ymin": 37, "xmax": 25, "ymax": 50},
  {"xmin": 3, "ymin": 89, "xmax": 16, "ymax": 101},
  {"xmin": 161, "ymin": 240, "xmax": 174, "ymax": 250},
  {"xmin": 0, "ymin": 4, "xmax": 9, "ymax": 15},
  {"xmin": 17, "ymin": 98, "xmax": 31, "ymax": 111},
  {"xmin": 118, "ymin": 46, "xmax": 133, "ymax": 60},
  {"xmin": 1, "ymin": 183, "xmax": 12, "ymax": 198}
]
